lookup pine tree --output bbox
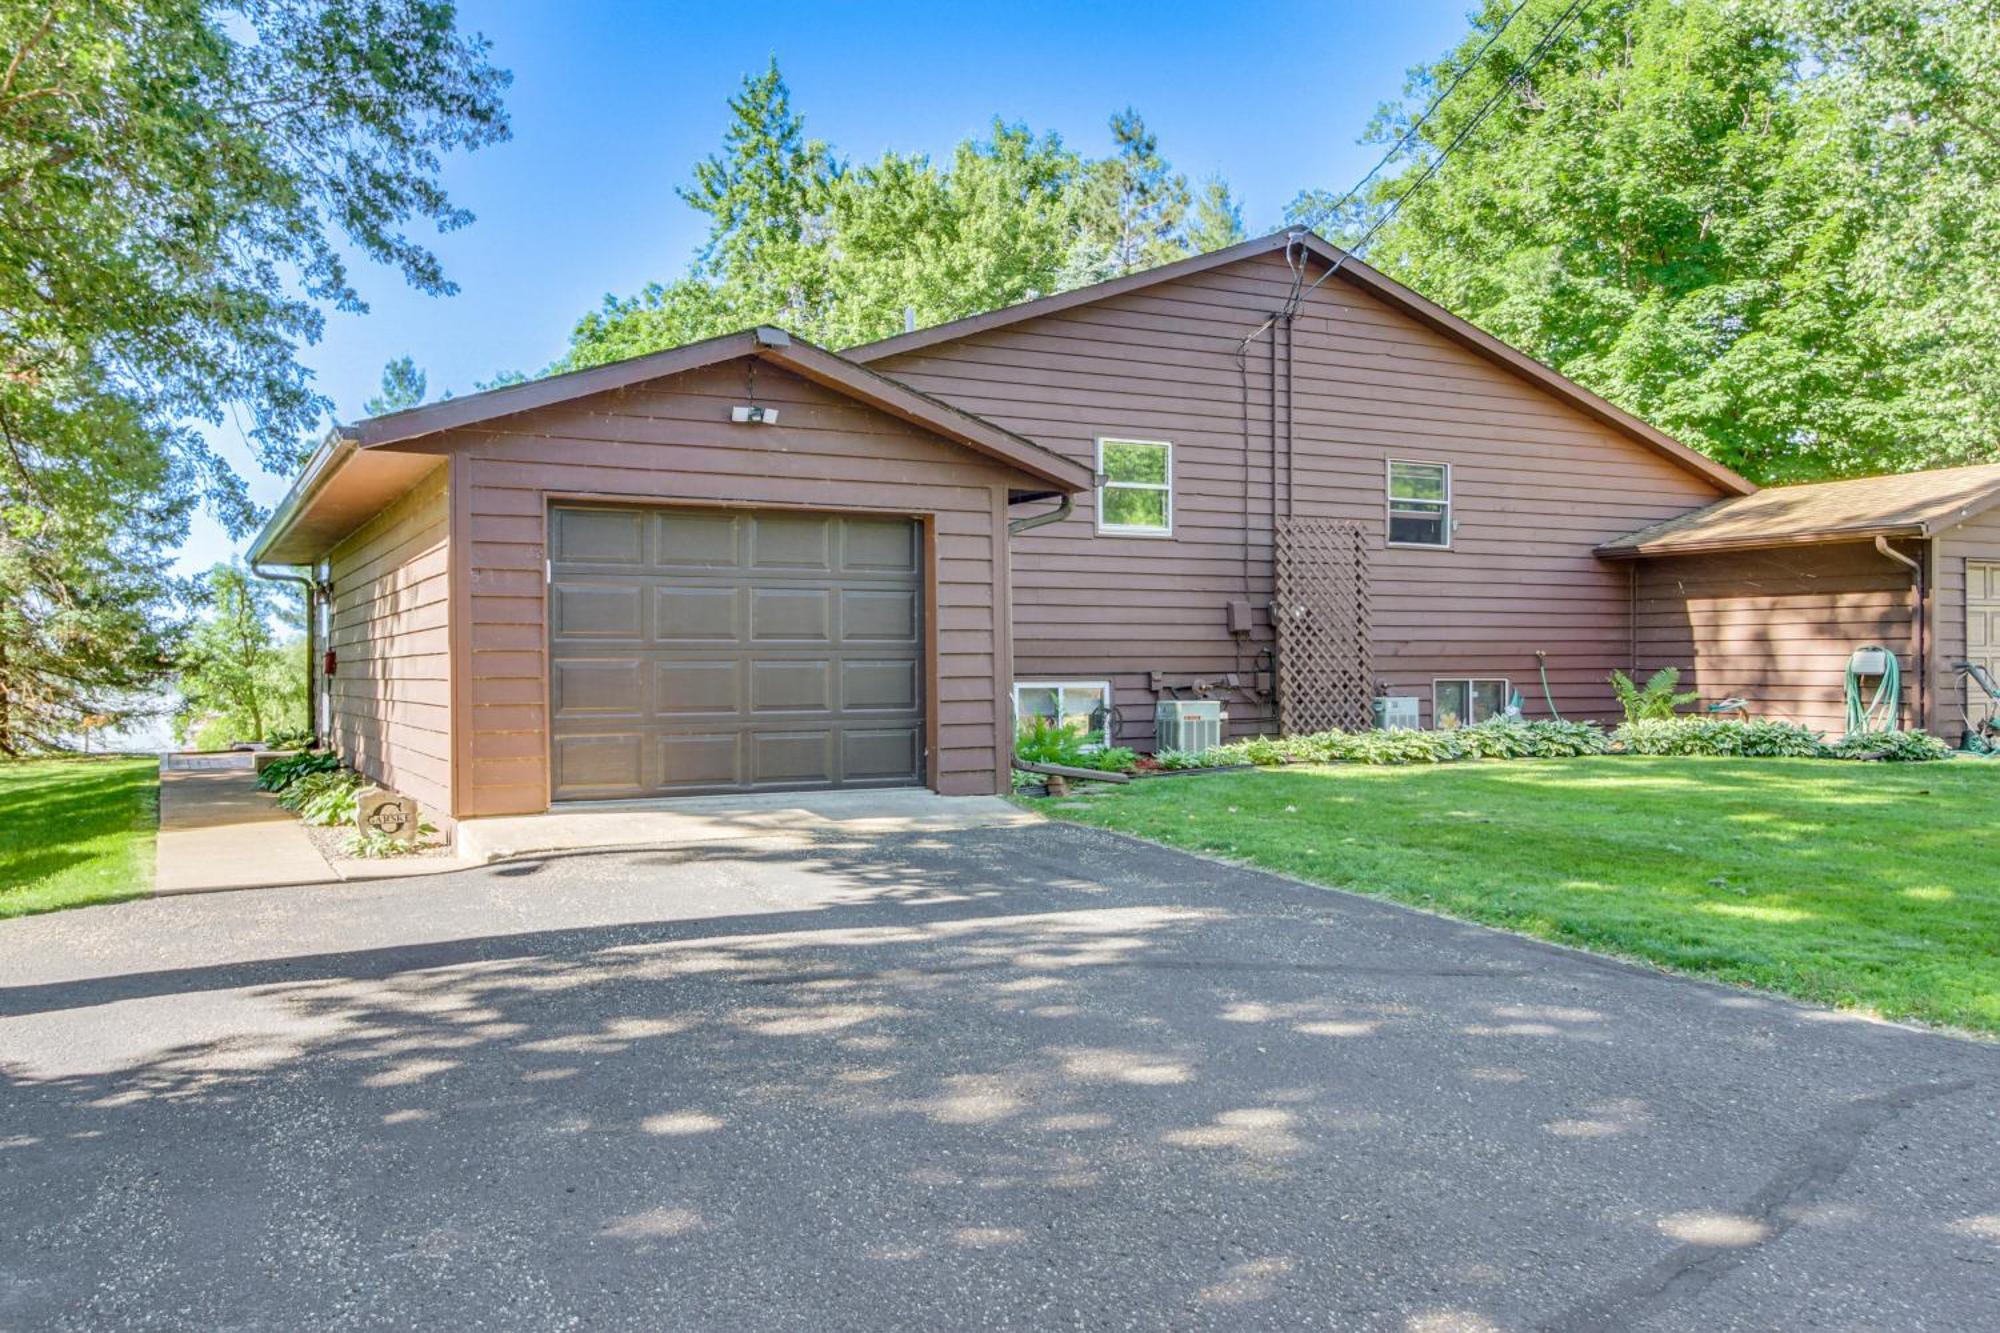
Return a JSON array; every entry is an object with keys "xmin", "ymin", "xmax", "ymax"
[
  {"xmin": 1186, "ymin": 177, "xmax": 1247, "ymax": 254},
  {"xmin": 679, "ymin": 59, "xmax": 840, "ymax": 330},
  {"xmin": 1075, "ymin": 109, "xmax": 1194, "ymax": 273},
  {"xmin": 363, "ymin": 357, "xmax": 428, "ymax": 417}
]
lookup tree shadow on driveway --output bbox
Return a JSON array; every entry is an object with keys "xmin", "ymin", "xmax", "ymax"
[{"xmin": 0, "ymin": 825, "xmax": 1993, "ymax": 1330}]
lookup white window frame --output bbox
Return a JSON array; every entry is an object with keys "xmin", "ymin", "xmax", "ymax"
[
  {"xmin": 1386, "ymin": 458, "xmax": 1452, "ymax": 550},
  {"xmin": 1432, "ymin": 677, "xmax": 1512, "ymax": 729},
  {"xmin": 1013, "ymin": 680, "xmax": 1115, "ymax": 740},
  {"xmin": 1095, "ymin": 437, "xmax": 1174, "ymax": 537}
]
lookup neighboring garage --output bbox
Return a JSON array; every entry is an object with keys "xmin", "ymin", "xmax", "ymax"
[
  {"xmin": 1602, "ymin": 462, "xmax": 2000, "ymax": 737},
  {"xmin": 547, "ymin": 504, "xmax": 927, "ymax": 800},
  {"xmin": 246, "ymin": 327, "xmax": 1093, "ymax": 828}
]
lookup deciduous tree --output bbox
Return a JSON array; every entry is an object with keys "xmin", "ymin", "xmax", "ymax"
[{"xmin": 0, "ymin": 0, "xmax": 508, "ymax": 747}]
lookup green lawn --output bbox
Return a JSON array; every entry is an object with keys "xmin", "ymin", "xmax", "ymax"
[
  {"xmin": 0, "ymin": 757, "xmax": 159, "ymax": 918},
  {"xmin": 1031, "ymin": 756, "xmax": 2000, "ymax": 1034}
]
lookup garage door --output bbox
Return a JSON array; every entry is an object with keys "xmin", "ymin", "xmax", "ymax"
[
  {"xmin": 548, "ymin": 505, "xmax": 925, "ymax": 800},
  {"xmin": 1972, "ymin": 561, "xmax": 2000, "ymax": 728}
]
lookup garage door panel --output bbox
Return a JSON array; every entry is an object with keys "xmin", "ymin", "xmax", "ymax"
[
  {"xmin": 655, "ymin": 586, "xmax": 742, "ymax": 642},
  {"xmin": 654, "ymin": 510, "xmax": 741, "ymax": 568},
  {"xmin": 750, "ymin": 514, "xmax": 834, "ymax": 570},
  {"xmin": 551, "ymin": 505, "xmax": 925, "ymax": 800},
  {"xmin": 842, "ymin": 518, "xmax": 919, "ymax": 573},
  {"xmin": 750, "ymin": 659, "xmax": 833, "ymax": 714},
  {"xmin": 655, "ymin": 732, "xmax": 744, "ymax": 791},
  {"xmin": 751, "ymin": 730, "xmax": 836, "ymax": 786},
  {"xmin": 843, "ymin": 660, "xmax": 919, "ymax": 712},
  {"xmin": 553, "ymin": 658, "xmax": 645, "ymax": 717},
  {"xmin": 552, "ymin": 585, "xmax": 643, "ymax": 640},
  {"xmin": 750, "ymin": 587, "xmax": 833, "ymax": 642},
  {"xmin": 843, "ymin": 728, "xmax": 921, "ymax": 782},
  {"xmin": 552, "ymin": 733, "xmax": 644, "ymax": 795},
  {"xmin": 655, "ymin": 659, "xmax": 740, "ymax": 717},
  {"xmin": 1972, "ymin": 561, "xmax": 2000, "ymax": 726},
  {"xmin": 553, "ymin": 507, "xmax": 645, "ymax": 565},
  {"xmin": 842, "ymin": 588, "xmax": 919, "ymax": 642}
]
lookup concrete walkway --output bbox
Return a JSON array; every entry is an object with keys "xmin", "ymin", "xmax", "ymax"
[
  {"xmin": 454, "ymin": 788, "xmax": 1041, "ymax": 863},
  {"xmin": 154, "ymin": 754, "xmax": 336, "ymax": 894}
]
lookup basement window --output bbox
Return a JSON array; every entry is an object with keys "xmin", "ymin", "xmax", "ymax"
[
  {"xmin": 1433, "ymin": 678, "xmax": 1511, "ymax": 729},
  {"xmin": 1015, "ymin": 681, "xmax": 1112, "ymax": 740},
  {"xmin": 1387, "ymin": 460, "xmax": 1451, "ymax": 548},
  {"xmin": 1097, "ymin": 438, "xmax": 1172, "ymax": 535}
]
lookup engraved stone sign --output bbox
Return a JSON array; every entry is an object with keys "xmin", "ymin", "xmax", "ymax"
[{"xmin": 354, "ymin": 786, "xmax": 418, "ymax": 842}]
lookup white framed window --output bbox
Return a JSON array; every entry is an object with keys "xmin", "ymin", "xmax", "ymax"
[
  {"xmin": 1096, "ymin": 437, "xmax": 1173, "ymax": 536},
  {"xmin": 1387, "ymin": 459, "xmax": 1451, "ymax": 548},
  {"xmin": 1433, "ymin": 678, "xmax": 1511, "ymax": 729},
  {"xmin": 1014, "ymin": 680, "xmax": 1113, "ymax": 740}
]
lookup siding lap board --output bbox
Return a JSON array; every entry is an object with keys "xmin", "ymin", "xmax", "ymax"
[
  {"xmin": 872, "ymin": 253, "xmax": 1727, "ymax": 738},
  {"xmin": 324, "ymin": 464, "xmax": 453, "ymax": 821}
]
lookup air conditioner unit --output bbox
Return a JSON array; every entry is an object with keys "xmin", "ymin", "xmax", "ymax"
[
  {"xmin": 1373, "ymin": 696, "xmax": 1420, "ymax": 732},
  {"xmin": 1156, "ymin": 699, "xmax": 1225, "ymax": 754}
]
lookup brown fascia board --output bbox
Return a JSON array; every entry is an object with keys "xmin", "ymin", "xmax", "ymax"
[
  {"xmin": 846, "ymin": 230, "xmax": 1757, "ymax": 499},
  {"xmin": 1593, "ymin": 523, "xmax": 1929, "ymax": 560},
  {"xmin": 345, "ymin": 325, "xmax": 1088, "ymax": 491}
]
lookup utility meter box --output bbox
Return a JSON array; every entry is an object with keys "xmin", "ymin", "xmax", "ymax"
[{"xmin": 1373, "ymin": 696, "xmax": 1421, "ymax": 731}]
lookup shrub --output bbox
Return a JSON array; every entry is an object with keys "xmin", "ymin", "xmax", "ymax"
[
  {"xmin": 1200, "ymin": 719, "xmax": 1612, "ymax": 768},
  {"xmin": 1014, "ymin": 719, "xmax": 1139, "ymax": 774},
  {"xmin": 264, "ymin": 726, "xmax": 314, "ymax": 750},
  {"xmin": 1150, "ymin": 749, "xmax": 1210, "ymax": 770},
  {"xmin": 342, "ymin": 822, "xmax": 439, "ymax": 858},
  {"xmin": 255, "ymin": 750, "xmax": 338, "ymax": 792},
  {"xmin": 1613, "ymin": 717, "xmax": 1824, "ymax": 757},
  {"xmin": 277, "ymin": 768, "xmax": 367, "ymax": 826},
  {"xmin": 1825, "ymin": 729, "xmax": 1953, "ymax": 762},
  {"xmin": 1609, "ymin": 666, "xmax": 1700, "ymax": 722},
  {"xmin": 1014, "ymin": 717, "xmax": 1093, "ymax": 768}
]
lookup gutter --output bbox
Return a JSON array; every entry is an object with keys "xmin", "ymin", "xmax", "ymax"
[
  {"xmin": 245, "ymin": 430, "xmax": 357, "ymax": 567},
  {"xmin": 1595, "ymin": 523, "xmax": 1928, "ymax": 561}
]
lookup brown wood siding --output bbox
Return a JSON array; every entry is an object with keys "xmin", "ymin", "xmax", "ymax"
[
  {"xmin": 1930, "ymin": 507, "xmax": 2000, "ymax": 736},
  {"xmin": 324, "ymin": 464, "xmax": 454, "ymax": 821},
  {"xmin": 449, "ymin": 360, "xmax": 1021, "ymax": 817},
  {"xmin": 872, "ymin": 253, "xmax": 1727, "ymax": 739},
  {"xmin": 1631, "ymin": 542, "xmax": 1919, "ymax": 736}
]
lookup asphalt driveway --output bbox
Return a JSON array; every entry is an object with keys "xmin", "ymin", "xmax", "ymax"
[{"xmin": 1, "ymin": 821, "xmax": 1994, "ymax": 1330}]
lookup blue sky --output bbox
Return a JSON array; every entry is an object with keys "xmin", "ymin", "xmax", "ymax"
[{"xmin": 185, "ymin": 0, "xmax": 1474, "ymax": 573}]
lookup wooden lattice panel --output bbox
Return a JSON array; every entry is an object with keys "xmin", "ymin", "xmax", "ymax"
[{"xmin": 1274, "ymin": 519, "xmax": 1372, "ymax": 734}]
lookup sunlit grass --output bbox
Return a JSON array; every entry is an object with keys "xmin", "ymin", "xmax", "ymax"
[
  {"xmin": 0, "ymin": 757, "xmax": 157, "ymax": 918},
  {"xmin": 1032, "ymin": 756, "xmax": 2000, "ymax": 1034}
]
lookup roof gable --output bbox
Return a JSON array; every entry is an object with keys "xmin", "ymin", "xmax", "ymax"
[
  {"xmin": 847, "ymin": 231, "xmax": 1754, "ymax": 498},
  {"xmin": 251, "ymin": 327, "xmax": 1092, "ymax": 566}
]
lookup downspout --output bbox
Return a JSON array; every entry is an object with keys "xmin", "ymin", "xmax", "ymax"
[
  {"xmin": 1874, "ymin": 536, "xmax": 1926, "ymax": 731},
  {"xmin": 249, "ymin": 561, "xmax": 320, "ymax": 747},
  {"xmin": 1007, "ymin": 493, "xmax": 1072, "ymax": 535}
]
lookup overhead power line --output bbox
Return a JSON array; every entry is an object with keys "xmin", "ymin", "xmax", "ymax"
[{"xmin": 1287, "ymin": 0, "xmax": 1594, "ymax": 312}]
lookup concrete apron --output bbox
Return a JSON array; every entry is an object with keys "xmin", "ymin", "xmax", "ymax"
[
  {"xmin": 153, "ymin": 754, "xmax": 337, "ymax": 895},
  {"xmin": 455, "ymin": 788, "xmax": 1041, "ymax": 863}
]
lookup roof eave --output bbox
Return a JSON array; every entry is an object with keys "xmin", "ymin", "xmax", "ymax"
[
  {"xmin": 1595, "ymin": 522, "xmax": 1929, "ymax": 560},
  {"xmin": 245, "ymin": 429, "xmax": 356, "ymax": 569}
]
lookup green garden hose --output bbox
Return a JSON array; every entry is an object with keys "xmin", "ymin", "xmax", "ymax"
[
  {"xmin": 1536, "ymin": 650, "xmax": 1562, "ymax": 721},
  {"xmin": 1844, "ymin": 646, "xmax": 1900, "ymax": 735}
]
